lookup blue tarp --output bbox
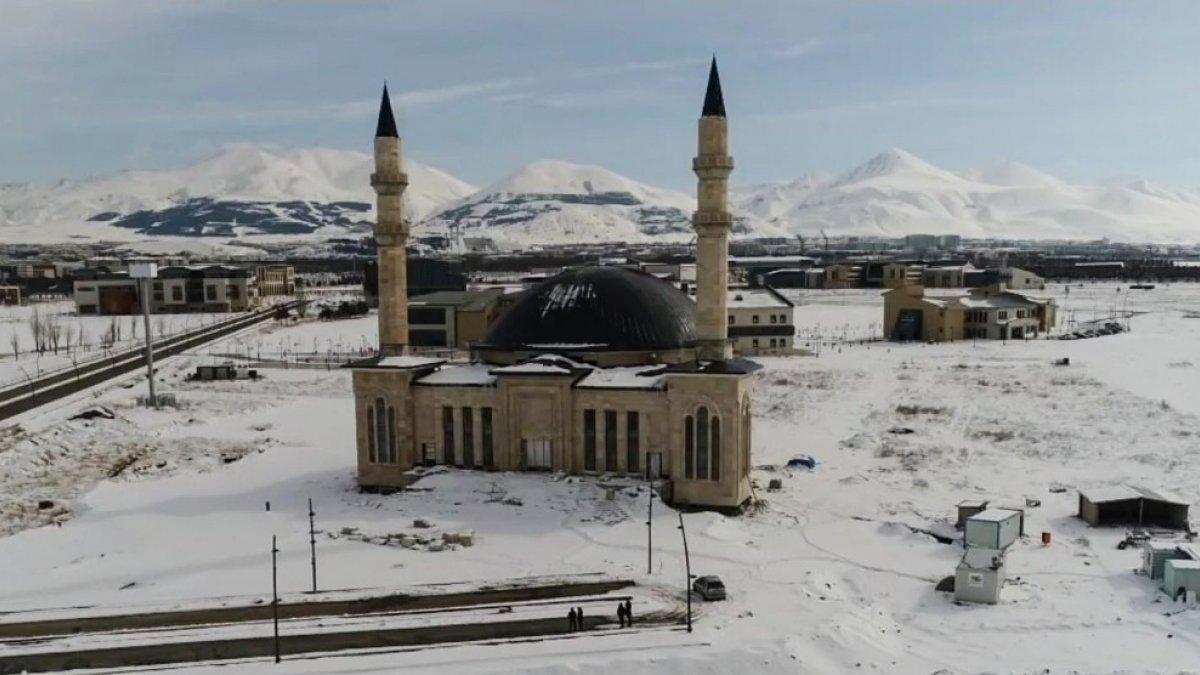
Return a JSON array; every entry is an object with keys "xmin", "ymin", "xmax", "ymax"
[{"xmin": 787, "ymin": 455, "xmax": 817, "ymax": 470}]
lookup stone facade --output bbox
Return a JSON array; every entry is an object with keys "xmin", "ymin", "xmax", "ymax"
[{"xmin": 350, "ymin": 62, "xmax": 757, "ymax": 510}]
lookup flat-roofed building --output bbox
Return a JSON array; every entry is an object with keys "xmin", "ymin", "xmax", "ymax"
[
  {"xmin": 74, "ymin": 265, "xmax": 256, "ymax": 315},
  {"xmin": 883, "ymin": 284, "xmax": 1056, "ymax": 342},
  {"xmin": 256, "ymin": 265, "xmax": 296, "ymax": 297},
  {"xmin": 726, "ymin": 287, "xmax": 794, "ymax": 355}
]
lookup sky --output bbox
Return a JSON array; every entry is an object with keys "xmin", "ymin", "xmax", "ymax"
[{"xmin": 3, "ymin": 0, "xmax": 1200, "ymax": 191}]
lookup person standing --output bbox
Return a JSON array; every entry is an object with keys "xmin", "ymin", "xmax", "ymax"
[
  {"xmin": 624, "ymin": 599, "xmax": 633, "ymax": 626},
  {"xmin": 617, "ymin": 602, "xmax": 626, "ymax": 628},
  {"xmin": 567, "ymin": 607, "xmax": 577, "ymax": 632},
  {"xmin": 576, "ymin": 606, "xmax": 585, "ymax": 630}
]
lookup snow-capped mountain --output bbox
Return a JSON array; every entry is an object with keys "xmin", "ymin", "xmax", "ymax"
[
  {"xmin": 0, "ymin": 145, "xmax": 476, "ymax": 242},
  {"xmin": 732, "ymin": 148, "xmax": 1200, "ymax": 243},
  {"xmin": 420, "ymin": 159, "xmax": 787, "ymax": 247}
]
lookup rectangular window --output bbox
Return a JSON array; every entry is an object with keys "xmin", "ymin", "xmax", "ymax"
[
  {"xmin": 769, "ymin": 338, "xmax": 777, "ymax": 349},
  {"xmin": 408, "ymin": 307, "xmax": 446, "ymax": 325},
  {"xmin": 172, "ymin": 286, "xmax": 183, "ymax": 301},
  {"xmin": 752, "ymin": 338, "xmax": 759, "ymax": 349},
  {"xmin": 752, "ymin": 315, "xmax": 760, "ymax": 324},
  {"xmin": 584, "ymin": 409, "xmax": 597, "ymax": 471},
  {"xmin": 442, "ymin": 406, "xmax": 454, "ymax": 465},
  {"xmin": 769, "ymin": 314, "xmax": 777, "ymax": 324},
  {"xmin": 228, "ymin": 285, "xmax": 240, "ymax": 300},
  {"xmin": 461, "ymin": 407, "xmax": 474, "ymax": 467},
  {"xmin": 481, "ymin": 407, "xmax": 494, "ymax": 468},
  {"xmin": 153, "ymin": 292, "xmax": 164, "ymax": 302},
  {"xmin": 604, "ymin": 410, "xmax": 618, "ymax": 472},
  {"xmin": 728, "ymin": 315, "xmax": 735, "ymax": 324},
  {"xmin": 998, "ymin": 311, "xmax": 1008, "ymax": 320},
  {"xmin": 626, "ymin": 412, "xmax": 639, "ymax": 476},
  {"xmin": 152, "ymin": 281, "xmax": 163, "ymax": 290},
  {"xmin": 206, "ymin": 284, "xmax": 217, "ymax": 301}
]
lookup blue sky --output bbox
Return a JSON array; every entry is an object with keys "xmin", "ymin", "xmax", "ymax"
[{"xmin": 3, "ymin": 0, "xmax": 1200, "ymax": 190}]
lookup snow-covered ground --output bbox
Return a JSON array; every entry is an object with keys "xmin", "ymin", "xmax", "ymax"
[
  {"xmin": 0, "ymin": 301, "xmax": 244, "ymax": 387},
  {"xmin": 2, "ymin": 283, "xmax": 1200, "ymax": 673}
]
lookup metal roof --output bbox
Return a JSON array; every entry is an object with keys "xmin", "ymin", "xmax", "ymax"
[
  {"xmin": 475, "ymin": 266, "xmax": 696, "ymax": 354},
  {"xmin": 1080, "ymin": 485, "xmax": 1188, "ymax": 506},
  {"xmin": 969, "ymin": 508, "xmax": 1022, "ymax": 523}
]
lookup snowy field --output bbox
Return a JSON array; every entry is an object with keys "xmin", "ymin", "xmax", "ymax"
[
  {"xmin": 1, "ymin": 283, "xmax": 1200, "ymax": 673},
  {"xmin": 0, "ymin": 301, "xmax": 238, "ymax": 387}
]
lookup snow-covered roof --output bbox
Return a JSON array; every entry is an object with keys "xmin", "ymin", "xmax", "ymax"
[
  {"xmin": 492, "ymin": 361, "xmax": 574, "ymax": 375},
  {"xmin": 415, "ymin": 364, "xmax": 497, "ymax": 387},
  {"xmin": 374, "ymin": 355, "xmax": 445, "ymax": 369},
  {"xmin": 969, "ymin": 508, "xmax": 1022, "ymax": 523},
  {"xmin": 728, "ymin": 288, "xmax": 791, "ymax": 309},
  {"xmin": 961, "ymin": 547, "xmax": 1004, "ymax": 569},
  {"xmin": 575, "ymin": 365, "xmax": 667, "ymax": 390},
  {"xmin": 1080, "ymin": 485, "xmax": 1187, "ymax": 505},
  {"xmin": 958, "ymin": 295, "xmax": 1039, "ymax": 309},
  {"xmin": 1166, "ymin": 560, "xmax": 1200, "ymax": 570}
]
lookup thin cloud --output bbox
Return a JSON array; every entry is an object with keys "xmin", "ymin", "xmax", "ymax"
[
  {"xmin": 755, "ymin": 96, "xmax": 1002, "ymax": 121},
  {"xmin": 771, "ymin": 38, "xmax": 825, "ymax": 59},
  {"xmin": 573, "ymin": 56, "xmax": 709, "ymax": 78}
]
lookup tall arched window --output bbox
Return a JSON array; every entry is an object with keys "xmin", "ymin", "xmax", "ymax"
[
  {"xmin": 711, "ymin": 417, "xmax": 720, "ymax": 481},
  {"xmin": 374, "ymin": 397, "xmax": 388, "ymax": 464},
  {"xmin": 695, "ymin": 407, "xmax": 709, "ymax": 480},
  {"xmin": 366, "ymin": 405, "xmax": 377, "ymax": 463},
  {"xmin": 684, "ymin": 415, "xmax": 694, "ymax": 478},
  {"xmin": 386, "ymin": 405, "xmax": 397, "ymax": 464}
]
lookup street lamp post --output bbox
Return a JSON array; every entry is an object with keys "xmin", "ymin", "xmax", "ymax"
[
  {"xmin": 129, "ymin": 261, "xmax": 159, "ymax": 409},
  {"xmin": 677, "ymin": 512, "xmax": 693, "ymax": 633},
  {"xmin": 271, "ymin": 535, "xmax": 281, "ymax": 663}
]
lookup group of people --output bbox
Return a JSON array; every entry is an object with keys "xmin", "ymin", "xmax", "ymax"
[{"xmin": 565, "ymin": 600, "xmax": 634, "ymax": 631}]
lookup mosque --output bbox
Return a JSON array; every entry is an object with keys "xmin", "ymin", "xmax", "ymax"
[{"xmin": 350, "ymin": 59, "xmax": 759, "ymax": 509}]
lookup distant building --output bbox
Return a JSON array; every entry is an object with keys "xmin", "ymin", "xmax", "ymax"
[
  {"xmin": 73, "ymin": 265, "xmax": 256, "ymax": 315},
  {"xmin": 363, "ymin": 258, "xmax": 467, "ymax": 307},
  {"xmin": 726, "ymin": 288, "xmax": 794, "ymax": 355},
  {"xmin": 407, "ymin": 288, "xmax": 508, "ymax": 350},
  {"xmin": 256, "ymin": 265, "xmax": 296, "ymax": 296},
  {"xmin": 904, "ymin": 234, "xmax": 938, "ymax": 251},
  {"xmin": 0, "ymin": 286, "xmax": 20, "ymax": 305},
  {"xmin": 882, "ymin": 284, "xmax": 1056, "ymax": 342}
]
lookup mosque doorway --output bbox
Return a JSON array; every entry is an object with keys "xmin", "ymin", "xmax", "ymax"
[{"xmin": 522, "ymin": 439, "xmax": 553, "ymax": 470}]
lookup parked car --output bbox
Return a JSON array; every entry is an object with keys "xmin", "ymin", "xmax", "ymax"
[{"xmin": 692, "ymin": 575, "xmax": 727, "ymax": 601}]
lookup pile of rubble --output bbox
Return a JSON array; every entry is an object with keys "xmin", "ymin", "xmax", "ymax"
[{"xmin": 329, "ymin": 522, "xmax": 475, "ymax": 552}]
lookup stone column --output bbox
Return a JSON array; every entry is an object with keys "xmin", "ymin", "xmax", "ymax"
[
  {"xmin": 693, "ymin": 115, "xmax": 734, "ymax": 361},
  {"xmin": 372, "ymin": 135, "xmax": 409, "ymax": 355}
]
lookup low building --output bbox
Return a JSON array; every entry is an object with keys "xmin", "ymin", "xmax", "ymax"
[
  {"xmin": 1078, "ymin": 486, "xmax": 1190, "ymax": 529},
  {"xmin": 256, "ymin": 265, "xmax": 296, "ymax": 297},
  {"xmin": 0, "ymin": 286, "xmax": 19, "ymax": 305},
  {"xmin": 922, "ymin": 265, "xmax": 966, "ymax": 289},
  {"xmin": 726, "ymin": 288, "xmax": 794, "ymax": 356},
  {"xmin": 407, "ymin": 288, "xmax": 508, "ymax": 350},
  {"xmin": 74, "ymin": 265, "xmax": 256, "ymax": 315},
  {"xmin": 955, "ymin": 546, "xmax": 1006, "ymax": 604},
  {"xmin": 1001, "ymin": 266, "xmax": 1045, "ymax": 290},
  {"xmin": 883, "ymin": 284, "xmax": 1056, "ymax": 342}
]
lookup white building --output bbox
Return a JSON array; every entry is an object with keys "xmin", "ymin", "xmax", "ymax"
[{"xmin": 726, "ymin": 287, "xmax": 795, "ymax": 355}]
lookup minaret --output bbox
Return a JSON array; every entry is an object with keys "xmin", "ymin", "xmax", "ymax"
[
  {"xmin": 371, "ymin": 84, "xmax": 410, "ymax": 355},
  {"xmin": 692, "ymin": 57, "xmax": 734, "ymax": 361}
]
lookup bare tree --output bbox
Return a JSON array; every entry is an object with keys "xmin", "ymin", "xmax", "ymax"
[
  {"xmin": 102, "ymin": 317, "xmax": 118, "ymax": 350},
  {"xmin": 155, "ymin": 316, "xmax": 167, "ymax": 339},
  {"xmin": 62, "ymin": 321, "xmax": 75, "ymax": 356},
  {"xmin": 8, "ymin": 330, "xmax": 18, "ymax": 361},
  {"xmin": 76, "ymin": 320, "xmax": 87, "ymax": 351},
  {"xmin": 28, "ymin": 308, "xmax": 44, "ymax": 354},
  {"xmin": 48, "ymin": 315, "xmax": 63, "ymax": 354},
  {"xmin": 128, "ymin": 315, "xmax": 139, "ymax": 342}
]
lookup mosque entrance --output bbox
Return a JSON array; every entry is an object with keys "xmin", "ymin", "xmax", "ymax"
[{"xmin": 522, "ymin": 439, "xmax": 553, "ymax": 470}]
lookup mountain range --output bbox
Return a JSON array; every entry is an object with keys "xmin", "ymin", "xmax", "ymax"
[{"xmin": 2, "ymin": 144, "xmax": 1199, "ymax": 248}]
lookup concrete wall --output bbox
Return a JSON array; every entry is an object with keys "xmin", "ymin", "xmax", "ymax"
[{"xmin": 955, "ymin": 562, "xmax": 1005, "ymax": 604}]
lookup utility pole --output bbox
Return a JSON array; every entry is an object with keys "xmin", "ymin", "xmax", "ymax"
[
  {"xmin": 308, "ymin": 498, "xmax": 318, "ymax": 593},
  {"xmin": 677, "ymin": 512, "xmax": 692, "ymax": 633},
  {"xmin": 271, "ymin": 535, "xmax": 281, "ymax": 663},
  {"xmin": 130, "ymin": 261, "xmax": 158, "ymax": 409},
  {"xmin": 646, "ymin": 483, "xmax": 653, "ymax": 575}
]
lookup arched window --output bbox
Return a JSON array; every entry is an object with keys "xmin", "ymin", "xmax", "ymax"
[
  {"xmin": 387, "ymin": 406, "xmax": 397, "ymax": 464},
  {"xmin": 711, "ymin": 417, "xmax": 720, "ymax": 481},
  {"xmin": 684, "ymin": 415, "xmax": 694, "ymax": 479},
  {"xmin": 366, "ymin": 405, "xmax": 377, "ymax": 463},
  {"xmin": 374, "ymin": 397, "xmax": 388, "ymax": 464},
  {"xmin": 696, "ymin": 407, "xmax": 709, "ymax": 480}
]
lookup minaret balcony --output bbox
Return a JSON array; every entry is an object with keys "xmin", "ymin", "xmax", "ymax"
[
  {"xmin": 692, "ymin": 155, "xmax": 734, "ymax": 172},
  {"xmin": 692, "ymin": 211, "xmax": 733, "ymax": 226},
  {"xmin": 370, "ymin": 172, "xmax": 409, "ymax": 192}
]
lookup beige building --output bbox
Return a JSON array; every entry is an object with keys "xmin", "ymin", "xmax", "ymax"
[
  {"xmin": 350, "ymin": 62, "xmax": 759, "ymax": 510},
  {"xmin": 0, "ymin": 286, "xmax": 19, "ymax": 306},
  {"xmin": 74, "ymin": 265, "xmax": 256, "ymax": 315},
  {"xmin": 727, "ymin": 288, "xmax": 794, "ymax": 355},
  {"xmin": 408, "ymin": 288, "xmax": 507, "ymax": 350},
  {"xmin": 256, "ymin": 265, "xmax": 296, "ymax": 297},
  {"xmin": 883, "ymin": 284, "xmax": 1056, "ymax": 342}
]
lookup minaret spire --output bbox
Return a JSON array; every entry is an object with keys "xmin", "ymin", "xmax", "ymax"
[
  {"xmin": 692, "ymin": 57, "xmax": 734, "ymax": 361},
  {"xmin": 371, "ymin": 83, "xmax": 410, "ymax": 355},
  {"xmin": 376, "ymin": 84, "xmax": 399, "ymax": 138},
  {"xmin": 701, "ymin": 57, "xmax": 726, "ymax": 118}
]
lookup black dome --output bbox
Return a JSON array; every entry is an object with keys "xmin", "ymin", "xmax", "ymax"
[{"xmin": 477, "ymin": 266, "xmax": 696, "ymax": 353}]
